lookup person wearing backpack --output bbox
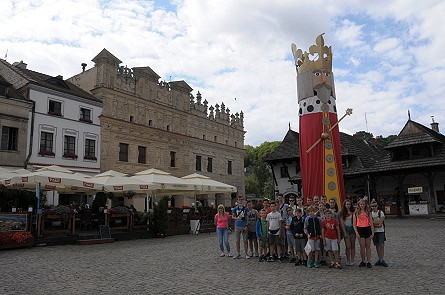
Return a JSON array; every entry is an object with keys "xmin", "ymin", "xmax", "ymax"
[
  {"xmin": 371, "ymin": 199, "xmax": 388, "ymax": 267},
  {"xmin": 232, "ymin": 196, "xmax": 249, "ymax": 259}
]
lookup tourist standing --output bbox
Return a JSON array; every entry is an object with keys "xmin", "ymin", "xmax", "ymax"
[
  {"xmin": 256, "ymin": 209, "xmax": 268, "ymax": 262},
  {"xmin": 340, "ymin": 199, "xmax": 356, "ymax": 266},
  {"xmin": 304, "ymin": 205, "xmax": 322, "ymax": 268},
  {"xmin": 231, "ymin": 196, "xmax": 249, "ymax": 259},
  {"xmin": 353, "ymin": 198, "xmax": 374, "ymax": 268},
  {"xmin": 322, "ymin": 210, "xmax": 342, "ymax": 269},
  {"xmin": 246, "ymin": 200, "xmax": 259, "ymax": 257},
  {"xmin": 290, "ymin": 208, "xmax": 307, "ymax": 266},
  {"xmin": 214, "ymin": 204, "xmax": 231, "ymax": 257},
  {"xmin": 266, "ymin": 201, "xmax": 283, "ymax": 262},
  {"xmin": 371, "ymin": 199, "xmax": 388, "ymax": 267}
]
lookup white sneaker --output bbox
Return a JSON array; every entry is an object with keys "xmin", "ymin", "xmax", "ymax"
[
  {"xmin": 233, "ymin": 254, "xmax": 241, "ymax": 259},
  {"xmin": 220, "ymin": 253, "xmax": 225, "ymax": 257},
  {"xmin": 245, "ymin": 254, "xmax": 251, "ymax": 259},
  {"xmin": 254, "ymin": 252, "xmax": 259, "ymax": 257}
]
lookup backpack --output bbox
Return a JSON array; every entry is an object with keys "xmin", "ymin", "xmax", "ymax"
[{"xmin": 378, "ymin": 210, "xmax": 385, "ymax": 230}]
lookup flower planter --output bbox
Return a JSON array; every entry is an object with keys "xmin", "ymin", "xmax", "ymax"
[{"xmin": 0, "ymin": 237, "xmax": 34, "ymax": 250}]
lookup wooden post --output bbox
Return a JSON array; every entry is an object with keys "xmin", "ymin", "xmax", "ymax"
[
  {"xmin": 71, "ymin": 214, "xmax": 76, "ymax": 235},
  {"xmin": 38, "ymin": 214, "xmax": 43, "ymax": 237}
]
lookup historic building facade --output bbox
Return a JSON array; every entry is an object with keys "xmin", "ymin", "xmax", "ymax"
[
  {"xmin": 68, "ymin": 49, "xmax": 245, "ymax": 208},
  {"xmin": 266, "ymin": 119, "xmax": 445, "ymax": 216},
  {"xmin": 0, "ymin": 59, "xmax": 103, "ymax": 206},
  {"xmin": 0, "ymin": 74, "xmax": 33, "ymax": 170}
]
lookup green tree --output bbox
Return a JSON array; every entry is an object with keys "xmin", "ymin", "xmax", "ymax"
[{"xmin": 244, "ymin": 141, "xmax": 280, "ymax": 199}]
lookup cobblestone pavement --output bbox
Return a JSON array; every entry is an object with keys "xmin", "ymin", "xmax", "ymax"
[{"xmin": 1, "ymin": 218, "xmax": 444, "ymax": 295}]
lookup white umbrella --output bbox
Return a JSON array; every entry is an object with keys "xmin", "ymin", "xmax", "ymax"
[
  {"xmin": 90, "ymin": 170, "xmax": 157, "ymax": 193},
  {"xmin": 5, "ymin": 165, "xmax": 97, "ymax": 191},
  {"xmin": 181, "ymin": 173, "xmax": 237, "ymax": 194},
  {"xmin": 131, "ymin": 168, "xmax": 196, "ymax": 194}
]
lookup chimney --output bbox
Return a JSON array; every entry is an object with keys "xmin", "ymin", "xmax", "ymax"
[
  {"xmin": 431, "ymin": 116, "xmax": 440, "ymax": 133},
  {"xmin": 12, "ymin": 61, "xmax": 27, "ymax": 69},
  {"xmin": 81, "ymin": 63, "xmax": 87, "ymax": 72}
]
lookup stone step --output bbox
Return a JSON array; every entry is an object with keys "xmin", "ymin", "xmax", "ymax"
[{"xmin": 78, "ymin": 238, "xmax": 115, "ymax": 245}]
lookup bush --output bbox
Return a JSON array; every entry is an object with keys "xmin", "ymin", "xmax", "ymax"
[{"xmin": 152, "ymin": 196, "xmax": 169, "ymax": 235}]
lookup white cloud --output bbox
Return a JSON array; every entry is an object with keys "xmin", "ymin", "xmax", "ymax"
[
  {"xmin": 334, "ymin": 19, "xmax": 364, "ymax": 48},
  {"xmin": 1, "ymin": 0, "xmax": 445, "ymax": 146}
]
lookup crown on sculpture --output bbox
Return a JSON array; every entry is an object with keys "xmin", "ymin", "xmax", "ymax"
[{"xmin": 291, "ymin": 33, "xmax": 332, "ymax": 74}]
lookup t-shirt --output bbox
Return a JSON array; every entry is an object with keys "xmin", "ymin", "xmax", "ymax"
[
  {"xmin": 322, "ymin": 218, "xmax": 339, "ymax": 240},
  {"xmin": 286, "ymin": 216, "xmax": 294, "ymax": 235},
  {"xmin": 247, "ymin": 208, "xmax": 258, "ymax": 232},
  {"xmin": 232, "ymin": 206, "xmax": 248, "ymax": 227},
  {"xmin": 214, "ymin": 212, "xmax": 230, "ymax": 228},
  {"xmin": 371, "ymin": 210, "xmax": 385, "ymax": 233},
  {"xmin": 330, "ymin": 209, "xmax": 340, "ymax": 221},
  {"xmin": 260, "ymin": 219, "xmax": 267, "ymax": 237},
  {"xmin": 279, "ymin": 202, "xmax": 289, "ymax": 219},
  {"xmin": 266, "ymin": 211, "xmax": 282, "ymax": 235}
]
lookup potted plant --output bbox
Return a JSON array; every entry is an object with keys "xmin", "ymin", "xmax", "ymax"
[{"xmin": 0, "ymin": 231, "xmax": 34, "ymax": 249}]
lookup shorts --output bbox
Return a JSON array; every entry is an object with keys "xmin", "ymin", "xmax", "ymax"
[
  {"xmin": 258, "ymin": 236, "xmax": 268, "ymax": 249},
  {"xmin": 373, "ymin": 232, "xmax": 385, "ymax": 245},
  {"xmin": 248, "ymin": 231, "xmax": 257, "ymax": 240},
  {"xmin": 345, "ymin": 225, "xmax": 355, "ymax": 237},
  {"xmin": 324, "ymin": 238, "xmax": 338, "ymax": 251},
  {"xmin": 357, "ymin": 226, "xmax": 372, "ymax": 239},
  {"xmin": 287, "ymin": 234, "xmax": 296, "ymax": 248},
  {"xmin": 295, "ymin": 238, "xmax": 307, "ymax": 253},
  {"xmin": 269, "ymin": 234, "xmax": 281, "ymax": 245},
  {"xmin": 308, "ymin": 238, "xmax": 320, "ymax": 251},
  {"xmin": 235, "ymin": 226, "xmax": 248, "ymax": 244}
]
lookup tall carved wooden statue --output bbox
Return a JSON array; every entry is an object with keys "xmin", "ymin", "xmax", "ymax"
[{"xmin": 291, "ymin": 34, "xmax": 350, "ymax": 206}]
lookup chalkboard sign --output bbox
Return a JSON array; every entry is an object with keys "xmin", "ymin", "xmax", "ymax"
[{"xmin": 99, "ymin": 225, "xmax": 111, "ymax": 239}]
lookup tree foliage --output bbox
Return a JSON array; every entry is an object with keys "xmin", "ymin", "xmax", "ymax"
[
  {"xmin": 244, "ymin": 141, "xmax": 280, "ymax": 199},
  {"xmin": 153, "ymin": 196, "xmax": 169, "ymax": 235}
]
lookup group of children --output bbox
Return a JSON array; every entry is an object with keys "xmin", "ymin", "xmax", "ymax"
[{"xmin": 214, "ymin": 194, "xmax": 388, "ymax": 268}]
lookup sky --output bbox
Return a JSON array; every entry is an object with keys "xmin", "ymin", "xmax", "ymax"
[{"xmin": 1, "ymin": 0, "xmax": 445, "ymax": 146}]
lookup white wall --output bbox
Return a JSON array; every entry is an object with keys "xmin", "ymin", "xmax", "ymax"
[{"xmin": 27, "ymin": 87, "xmax": 102, "ymax": 173}]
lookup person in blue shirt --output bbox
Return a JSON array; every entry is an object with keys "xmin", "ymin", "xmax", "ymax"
[{"xmin": 231, "ymin": 196, "xmax": 249, "ymax": 259}]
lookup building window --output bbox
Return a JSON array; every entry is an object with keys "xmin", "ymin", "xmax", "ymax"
[
  {"xmin": 84, "ymin": 139, "xmax": 96, "ymax": 160},
  {"xmin": 119, "ymin": 143, "xmax": 129, "ymax": 162},
  {"xmin": 203, "ymin": 134, "xmax": 206, "ymax": 140},
  {"xmin": 63, "ymin": 136, "xmax": 76, "ymax": 158},
  {"xmin": 0, "ymin": 84, "xmax": 9, "ymax": 96},
  {"xmin": 207, "ymin": 157, "xmax": 213, "ymax": 172},
  {"xmin": 39, "ymin": 132, "xmax": 54, "ymax": 156},
  {"xmin": 170, "ymin": 151, "xmax": 176, "ymax": 167},
  {"xmin": 148, "ymin": 120, "xmax": 152, "ymax": 126},
  {"xmin": 214, "ymin": 136, "xmax": 217, "ymax": 142},
  {"xmin": 235, "ymin": 141, "xmax": 237, "ymax": 147},
  {"xmin": 228, "ymin": 160, "xmax": 232, "ymax": 175},
  {"xmin": 196, "ymin": 155, "xmax": 202, "ymax": 171},
  {"xmin": 48, "ymin": 100, "xmax": 62, "ymax": 116},
  {"xmin": 226, "ymin": 140, "xmax": 228, "ymax": 145},
  {"xmin": 138, "ymin": 146, "xmax": 147, "ymax": 164},
  {"xmin": 1, "ymin": 126, "xmax": 18, "ymax": 151},
  {"xmin": 166, "ymin": 124, "xmax": 170, "ymax": 131},
  {"xmin": 80, "ymin": 108, "xmax": 92, "ymax": 123},
  {"xmin": 280, "ymin": 166, "xmax": 289, "ymax": 178},
  {"xmin": 129, "ymin": 116, "xmax": 133, "ymax": 122}
]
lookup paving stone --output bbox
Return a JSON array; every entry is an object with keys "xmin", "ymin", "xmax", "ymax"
[{"xmin": 0, "ymin": 218, "xmax": 444, "ymax": 294}]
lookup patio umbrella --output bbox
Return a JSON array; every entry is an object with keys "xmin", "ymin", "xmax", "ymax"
[
  {"xmin": 131, "ymin": 168, "xmax": 196, "ymax": 194},
  {"xmin": 90, "ymin": 170, "xmax": 157, "ymax": 193},
  {"xmin": 181, "ymin": 173, "xmax": 237, "ymax": 194},
  {"xmin": 5, "ymin": 165, "xmax": 97, "ymax": 191}
]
